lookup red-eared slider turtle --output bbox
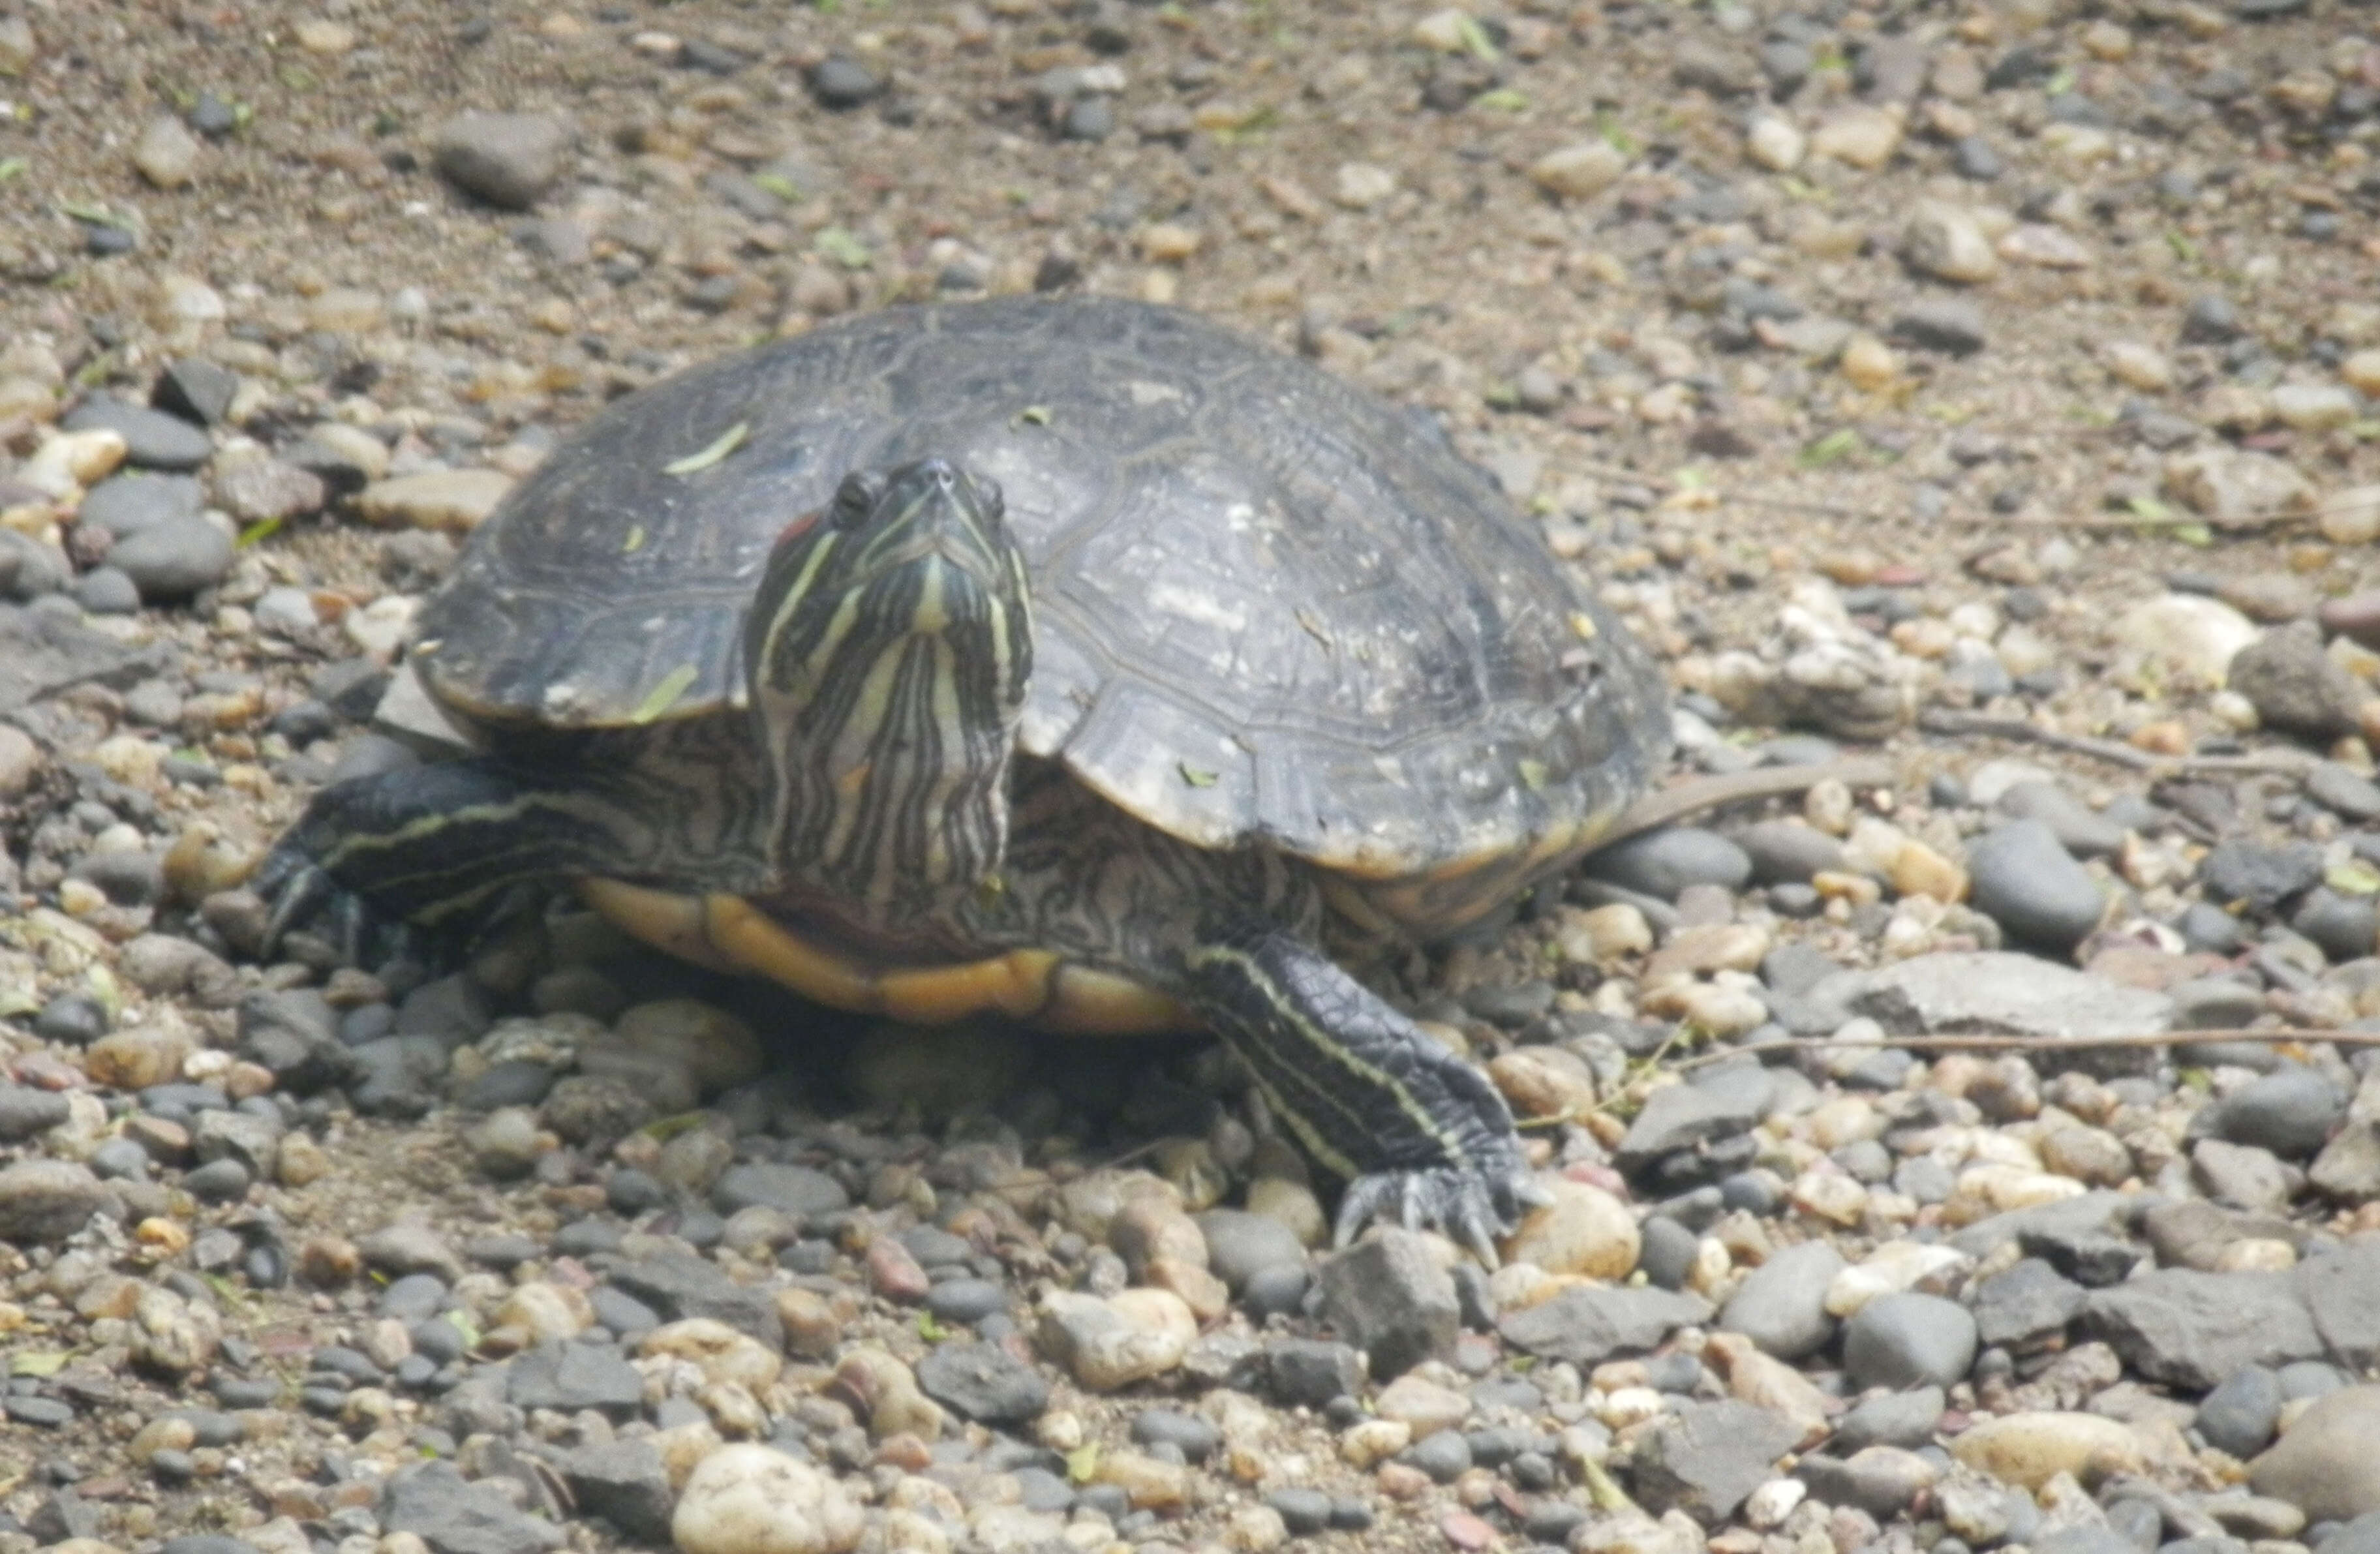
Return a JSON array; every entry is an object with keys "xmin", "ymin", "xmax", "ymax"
[{"xmin": 260, "ymin": 297, "xmax": 1670, "ymax": 1253}]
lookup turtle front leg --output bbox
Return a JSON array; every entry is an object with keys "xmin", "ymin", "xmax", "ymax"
[
  {"xmin": 256, "ymin": 759, "xmax": 615, "ymax": 964},
  {"xmin": 1183, "ymin": 929, "xmax": 1547, "ymax": 1263}
]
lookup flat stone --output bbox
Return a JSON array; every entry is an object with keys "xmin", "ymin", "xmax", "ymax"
[
  {"xmin": 1630, "ymin": 1399, "xmax": 1805, "ymax": 1521},
  {"xmin": 381, "ymin": 1461, "xmax": 566, "ymax": 1554},
  {"xmin": 916, "ymin": 1339, "xmax": 1048, "ymax": 1425},
  {"xmin": 62, "ymin": 394, "xmax": 213, "ymax": 470},
  {"xmin": 1802, "ymin": 952, "xmax": 2172, "ymax": 1076},
  {"xmin": 109, "ymin": 513, "xmax": 235, "ymax": 600},
  {"xmin": 606, "ymin": 1253, "xmax": 782, "ymax": 1352},
  {"xmin": 504, "ymin": 1341, "xmax": 644, "ymax": 1416},
  {"xmin": 1498, "ymin": 1285, "xmax": 1713, "ymax": 1366},
  {"xmin": 79, "ymin": 472, "xmax": 202, "ymax": 537},
  {"xmin": 1970, "ymin": 1257, "xmax": 2087, "ymax": 1351},
  {"xmin": 356, "ymin": 468, "xmax": 515, "ymax": 530},
  {"xmin": 2294, "ymin": 1240, "xmax": 2380, "ymax": 1372},
  {"xmin": 2082, "ymin": 1268, "xmax": 2322, "ymax": 1389},
  {"xmin": 1317, "ymin": 1230, "xmax": 1459, "ymax": 1379},
  {"xmin": 547, "ymin": 1438, "xmax": 673, "ymax": 1544}
]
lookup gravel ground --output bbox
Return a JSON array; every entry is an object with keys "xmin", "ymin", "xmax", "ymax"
[{"xmin": 6, "ymin": 3, "xmax": 2380, "ymax": 1554}]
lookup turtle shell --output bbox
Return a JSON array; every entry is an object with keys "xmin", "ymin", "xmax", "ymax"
[{"xmin": 416, "ymin": 297, "xmax": 1668, "ymax": 889}]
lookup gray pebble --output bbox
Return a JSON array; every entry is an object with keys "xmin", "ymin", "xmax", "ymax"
[
  {"xmin": 62, "ymin": 395, "xmax": 214, "ymax": 470},
  {"xmin": 1891, "ymin": 299, "xmax": 1989, "ymax": 356},
  {"xmin": 74, "ymin": 566, "xmax": 144, "ymax": 615},
  {"xmin": 808, "ymin": 55, "xmax": 882, "ymax": 109},
  {"xmin": 81, "ymin": 473, "xmax": 203, "ymax": 538},
  {"xmin": 1131, "ymin": 1408, "xmax": 1220, "ymax": 1461},
  {"xmin": 1735, "ymin": 819, "xmax": 1844, "ymax": 884},
  {"xmin": 1267, "ymin": 1487, "xmax": 1333, "ymax": 1535},
  {"xmin": 1583, "ymin": 827, "xmax": 1752, "ymax": 900},
  {"xmin": 1844, "ymin": 1292, "xmax": 1979, "ymax": 1389},
  {"xmin": 1966, "ymin": 820, "xmax": 2106, "ymax": 952},
  {"xmin": 2306, "ymin": 763, "xmax": 2380, "ymax": 822},
  {"xmin": 153, "ymin": 358, "xmax": 239, "ymax": 425},
  {"xmin": 2292, "ymin": 889, "xmax": 2377, "ymax": 963},
  {"xmin": 2201, "ymin": 841, "xmax": 2323, "ymax": 914},
  {"xmin": 1718, "ymin": 1240, "xmax": 1843, "ymax": 1359},
  {"xmin": 2196, "ymin": 1363, "xmax": 2283, "ymax": 1457},
  {"xmin": 924, "ymin": 1277, "xmax": 1007, "ymax": 1325},
  {"xmin": 432, "ymin": 112, "xmax": 570, "ymax": 210},
  {"xmin": 915, "ymin": 1339, "xmax": 1048, "ymax": 1426},
  {"xmin": 1400, "ymin": 1429, "xmax": 1471, "ymax": 1483},
  {"xmin": 1831, "ymin": 1386, "xmax": 1946, "ymax": 1452},
  {"xmin": 2202, "ymin": 1065, "xmax": 2347, "ymax": 1159},
  {"xmin": 108, "ymin": 514, "xmax": 234, "ymax": 602}
]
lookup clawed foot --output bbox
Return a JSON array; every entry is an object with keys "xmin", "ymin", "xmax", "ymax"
[
  {"xmin": 251, "ymin": 843, "xmax": 418, "ymax": 969},
  {"xmin": 1333, "ymin": 1155, "xmax": 1552, "ymax": 1268}
]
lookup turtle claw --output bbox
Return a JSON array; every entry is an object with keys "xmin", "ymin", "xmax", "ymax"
[
  {"xmin": 254, "ymin": 844, "xmax": 415, "ymax": 969},
  {"xmin": 1332, "ymin": 1156, "xmax": 1546, "ymax": 1269}
]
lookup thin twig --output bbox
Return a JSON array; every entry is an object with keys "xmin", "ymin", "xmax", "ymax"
[
  {"xmin": 1604, "ymin": 757, "xmax": 1898, "ymax": 847},
  {"xmin": 1673, "ymin": 1026, "xmax": 2366, "ymax": 1073},
  {"xmin": 1917, "ymin": 709, "xmax": 2319, "ymax": 779}
]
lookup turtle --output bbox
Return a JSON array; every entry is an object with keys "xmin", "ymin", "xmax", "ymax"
[{"xmin": 258, "ymin": 296, "xmax": 1671, "ymax": 1253}]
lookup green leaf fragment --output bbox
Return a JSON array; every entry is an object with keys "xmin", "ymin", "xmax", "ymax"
[
  {"xmin": 663, "ymin": 420, "xmax": 750, "ymax": 476},
  {"xmin": 2327, "ymin": 861, "xmax": 2380, "ymax": 896},
  {"xmin": 1474, "ymin": 87, "xmax": 1530, "ymax": 112},
  {"xmin": 1015, "ymin": 404, "xmax": 1053, "ymax": 427},
  {"xmin": 630, "ymin": 664, "xmax": 701, "ymax": 725},
  {"xmin": 813, "ymin": 226, "xmax": 872, "ymax": 269},
  {"xmin": 60, "ymin": 201, "xmax": 132, "ymax": 230},
  {"xmin": 1454, "ymin": 14, "xmax": 1500, "ymax": 61},
  {"xmin": 236, "ymin": 517, "xmax": 283, "ymax": 549},
  {"xmin": 0, "ymin": 159, "xmax": 26, "ymax": 183},
  {"xmin": 916, "ymin": 1311, "xmax": 950, "ymax": 1341},
  {"xmin": 2124, "ymin": 495, "xmax": 2173, "ymax": 522},
  {"xmin": 624, "ymin": 524, "xmax": 646, "ymax": 553},
  {"xmin": 752, "ymin": 172, "xmax": 801, "ymax": 202},
  {"xmin": 1798, "ymin": 428, "xmax": 1859, "ymax": 468},
  {"xmin": 1179, "ymin": 763, "xmax": 1218, "ymax": 788},
  {"xmin": 1064, "ymin": 1444, "xmax": 1100, "ymax": 1483},
  {"xmin": 10, "ymin": 1350, "xmax": 71, "ymax": 1379},
  {"xmin": 2173, "ymin": 523, "xmax": 2212, "ymax": 548}
]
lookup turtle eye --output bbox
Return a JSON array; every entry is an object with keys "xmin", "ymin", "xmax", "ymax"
[
  {"xmin": 973, "ymin": 475, "xmax": 1003, "ymax": 519},
  {"xmin": 831, "ymin": 471, "xmax": 885, "ymax": 528}
]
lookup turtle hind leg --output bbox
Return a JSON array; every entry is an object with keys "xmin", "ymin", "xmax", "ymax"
[
  {"xmin": 1181, "ymin": 928, "xmax": 1547, "ymax": 1265},
  {"xmin": 257, "ymin": 758, "xmax": 615, "ymax": 965}
]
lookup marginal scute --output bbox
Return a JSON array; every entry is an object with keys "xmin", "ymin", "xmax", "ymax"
[{"xmin": 418, "ymin": 297, "xmax": 1670, "ymax": 913}]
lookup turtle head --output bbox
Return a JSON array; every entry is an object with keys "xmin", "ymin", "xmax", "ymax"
[{"xmin": 744, "ymin": 458, "xmax": 1033, "ymax": 908}]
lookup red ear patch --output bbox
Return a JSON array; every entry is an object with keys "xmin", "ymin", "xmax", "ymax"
[{"xmin": 777, "ymin": 510, "xmax": 823, "ymax": 545}]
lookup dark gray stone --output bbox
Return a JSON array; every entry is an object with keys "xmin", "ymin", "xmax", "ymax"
[
  {"xmin": 2082, "ymin": 1268, "xmax": 2322, "ymax": 1389},
  {"xmin": 1630, "ymin": 1398, "xmax": 1804, "ymax": 1521},
  {"xmin": 2197, "ymin": 1364, "xmax": 2283, "ymax": 1458},
  {"xmin": 80, "ymin": 472, "xmax": 202, "ymax": 537},
  {"xmin": 2295, "ymin": 1240, "xmax": 2380, "ymax": 1371},
  {"xmin": 1255, "ymin": 1338, "xmax": 1364, "ymax": 1408},
  {"xmin": 1718, "ymin": 1240, "xmax": 1844, "ymax": 1359},
  {"xmin": 545, "ymin": 1437, "xmax": 672, "ymax": 1544},
  {"xmin": 381, "ymin": 1461, "xmax": 566, "ymax": 1554},
  {"xmin": 238, "ymin": 989, "xmax": 359, "ymax": 1094},
  {"xmin": 2201, "ymin": 1065, "xmax": 2347, "ymax": 1159},
  {"xmin": 62, "ymin": 394, "xmax": 214, "ymax": 469},
  {"xmin": 1891, "ymin": 299, "xmax": 1988, "ymax": 354},
  {"xmin": 607, "ymin": 1253, "xmax": 783, "ymax": 1352},
  {"xmin": 504, "ymin": 1342, "xmax": 644, "ymax": 1416},
  {"xmin": 0, "ymin": 602, "xmax": 168, "ymax": 717},
  {"xmin": 1843, "ymin": 1292, "xmax": 1978, "ymax": 1389},
  {"xmin": 1966, "ymin": 819, "xmax": 2105, "ymax": 952},
  {"xmin": 0, "ymin": 1084, "xmax": 70, "ymax": 1142},
  {"xmin": 916, "ymin": 1340, "xmax": 1048, "ymax": 1425},
  {"xmin": 1498, "ymin": 1285, "xmax": 1714, "ymax": 1366},
  {"xmin": 1617, "ymin": 1065, "xmax": 1774, "ymax": 1169},
  {"xmin": 153, "ymin": 358, "xmax": 239, "ymax": 426},
  {"xmin": 2201, "ymin": 840, "xmax": 2325, "ymax": 914},
  {"xmin": 1583, "ymin": 827, "xmax": 1753, "ymax": 900},
  {"xmin": 1970, "ymin": 1257, "xmax": 2086, "ymax": 1350},
  {"xmin": 1829, "ymin": 1386, "xmax": 1945, "ymax": 1452},
  {"xmin": 110, "ymin": 513, "xmax": 235, "ymax": 601},
  {"xmin": 1317, "ymin": 1230, "xmax": 1458, "ymax": 1380}
]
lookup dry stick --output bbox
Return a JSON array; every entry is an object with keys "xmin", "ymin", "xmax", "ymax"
[
  {"xmin": 1603, "ymin": 757, "xmax": 1899, "ymax": 849},
  {"xmin": 1673, "ymin": 1027, "xmax": 2377, "ymax": 1074},
  {"xmin": 1916, "ymin": 708, "xmax": 2319, "ymax": 779}
]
